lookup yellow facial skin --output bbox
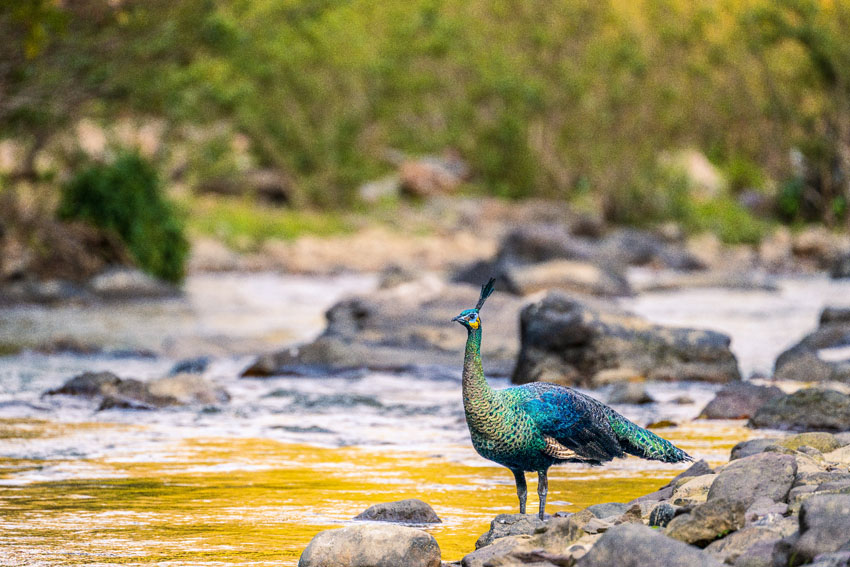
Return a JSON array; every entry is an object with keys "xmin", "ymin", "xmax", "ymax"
[{"xmin": 468, "ymin": 316, "xmax": 479, "ymax": 329}]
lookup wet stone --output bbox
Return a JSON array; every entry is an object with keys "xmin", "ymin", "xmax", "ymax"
[
  {"xmin": 354, "ymin": 498, "xmax": 441, "ymax": 524},
  {"xmin": 577, "ymin": 523, "xmax": 724, "ymax": 567},
  {"xmin": 666, "ymin": 497, "xmax": 748, "ymax": 547},
  {"xmin": 730, "ymin": 438, "xmax": 781, "ymax": 461},
  {"xmin": 649, "ymin": 502, "xmax": 677, "ymax": 528},
  {"xmin": 707, "ymin": 453, "xmax": 797, "ymax": 506},
  {"xmin": 512, "ymin": 291, "xmax": 740, "ymax": 386},
  {"xmin": 474, "ymin": 514, "xmax": 544, "ymax": 549},
  {"xmin": 298, "ymin": 524, "xmax": 441, "ymax": 567},
  {"xmin": 704, "ymin": 527, "xmax": 783, "ymax": 565}
]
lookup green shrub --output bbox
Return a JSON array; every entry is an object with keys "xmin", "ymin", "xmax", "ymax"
[
  {"xmin": 58, "ymin": 152, "xmax": 189, "ymax": 283},
  {"xmin": 683, "ymin": 197, "xmax": 771, "ymax": 245}
]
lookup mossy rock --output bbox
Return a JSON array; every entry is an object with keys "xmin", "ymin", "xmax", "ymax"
[{"xmin": 779, "ymin": 432, "xmax": 841, "ymax": 453}]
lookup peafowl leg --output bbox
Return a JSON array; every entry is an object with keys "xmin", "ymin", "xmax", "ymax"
[
  {"xmin": 537, "ymin": 469, "xmax": 548, "ymax": 520},
  {"xmin": 512, "ymin": 470, "xmax": 527, "ymax": 514}
]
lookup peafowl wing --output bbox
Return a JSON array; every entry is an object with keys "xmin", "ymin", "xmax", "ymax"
[
  {"xmin": 514, "ymin": 382, "xmax": 625, "ymax": 464},
  {"xmin": 514, "ymin": 382, "xmax": 692, "ymax": 464}
]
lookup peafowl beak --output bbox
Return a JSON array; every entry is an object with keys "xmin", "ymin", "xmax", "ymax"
[{"xmin": 451, "ymin": 315, "xmax": 464, "ymax": 323}]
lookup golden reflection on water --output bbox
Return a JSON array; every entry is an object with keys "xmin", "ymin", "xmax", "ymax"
[{"xmin": 0, "ymin": 418, "xmax": 762, "ymax": 566}]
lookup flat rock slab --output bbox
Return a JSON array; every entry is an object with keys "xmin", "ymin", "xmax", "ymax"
[
  {"xmin": 354, "ymin": 499, "xmax": 441, "ymax": 524},
  {"xmin": 243, "ymin": 280, "xmax": 525, "ymax": 376},
  {"xmin": 707, "ymin": 452, "xmax": 797, "ymax": 506},
  {"xmin": 576, "ymin": 523, "xmax": 724, "ymax": 567},
  {"xmin": 749, "ymin": 388, "xmax": 850, "ymax": 432},
  {"xmin": 298, "ymin": 524, "xmax": 441, "ymax": 567},
  {"xmin": 45, "ymin": 371, "xmax": 229, "ymax": 410},
  {"xmin": 511, "ymin": 291, "xmax": 740, "ymax": 386}
]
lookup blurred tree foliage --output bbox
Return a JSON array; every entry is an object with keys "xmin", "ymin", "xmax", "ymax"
[
  {"xmin": 58, "ymin": 153, "xmax": 189, "ymax": 283},
  {"xmin": 2, "ymin": 0, "xmax": 850, "ymax": 225}
]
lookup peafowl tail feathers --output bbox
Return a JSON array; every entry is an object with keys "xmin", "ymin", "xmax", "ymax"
[{"xmin": 607, "ymin": 411, "xmax": 693, "ymax": 463}]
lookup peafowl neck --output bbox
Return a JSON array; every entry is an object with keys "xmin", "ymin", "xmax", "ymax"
[{"xmin": 462, "ymin": 326, "xmax": 498, "ymax": 418}]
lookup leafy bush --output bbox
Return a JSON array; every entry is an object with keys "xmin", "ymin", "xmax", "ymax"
[
  {"xmin": 57, "ymin": 152, "xmax": 188, "ymax": 283},
  {"xmin": 683, "ymin": 198, "xmax": 772, "ymax": 245}
]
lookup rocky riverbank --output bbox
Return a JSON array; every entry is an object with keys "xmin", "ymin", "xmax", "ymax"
[
  {"xmin": 7, "ymin": 194, "xmax": 850, "ymax": 308},
  {"xmin": 299, "ymin": 431, "xmax": 850, "ymax": 567}
]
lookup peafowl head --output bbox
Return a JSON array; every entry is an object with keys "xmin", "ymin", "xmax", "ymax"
[{"xmin": 452, "ymin": 278, "xmax": 496, "ymax": 331}]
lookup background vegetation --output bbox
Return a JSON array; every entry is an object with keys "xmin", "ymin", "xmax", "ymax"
[
  {"xmin": 2, "ymin": 0, "xmax": 849, "ymax": 234},
  {"xmin": 57, "ymin": 152, "xmax": 189, "ymax": 283}
]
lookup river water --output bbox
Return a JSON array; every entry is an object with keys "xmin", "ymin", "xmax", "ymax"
[{"xmin": 0, "ymin": 271, "xmax": 847, "ymax": 565}]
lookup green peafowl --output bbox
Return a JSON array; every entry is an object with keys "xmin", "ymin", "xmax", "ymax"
[{"xmin": 452, "ymin": 278, "xmax": 692, "ymax": 520}]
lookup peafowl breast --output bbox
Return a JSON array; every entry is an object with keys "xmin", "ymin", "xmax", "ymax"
[{"xmin": 452, "ymin": 278, "xmax": 692, "ymax": 519}]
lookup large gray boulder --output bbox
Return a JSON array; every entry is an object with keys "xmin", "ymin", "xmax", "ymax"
[
  {"xmin": 242, "ymin": 280, "xmax": 524, "ymax": 377},
  {"xmin": 707, "ymin": 453, "xmax": 797, "ymax": 506},
  {"xmin": 298, "ymin": 524, "xmax": 440, "ymax": 567},
  {"xmin": 353, "ymin": 499, "xmax": 440, "ymax": 524},
  {"xmin": 576, "ymin": 523, "xmax": 724, "ymax": 567},
  {"xmin": 749, "ymin": 388, "xmax": 850, "ymax": 432},
  {"xmin": 773, "ymin": 307, "xmax": 850, "ymax": 383},
  {"xmin": 699, "ymin": 382, "xmax": 784, "ymax": 419},
  {"xmin": 511, "ymin": 291, "xmax": 740, "ymax": 386}
]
